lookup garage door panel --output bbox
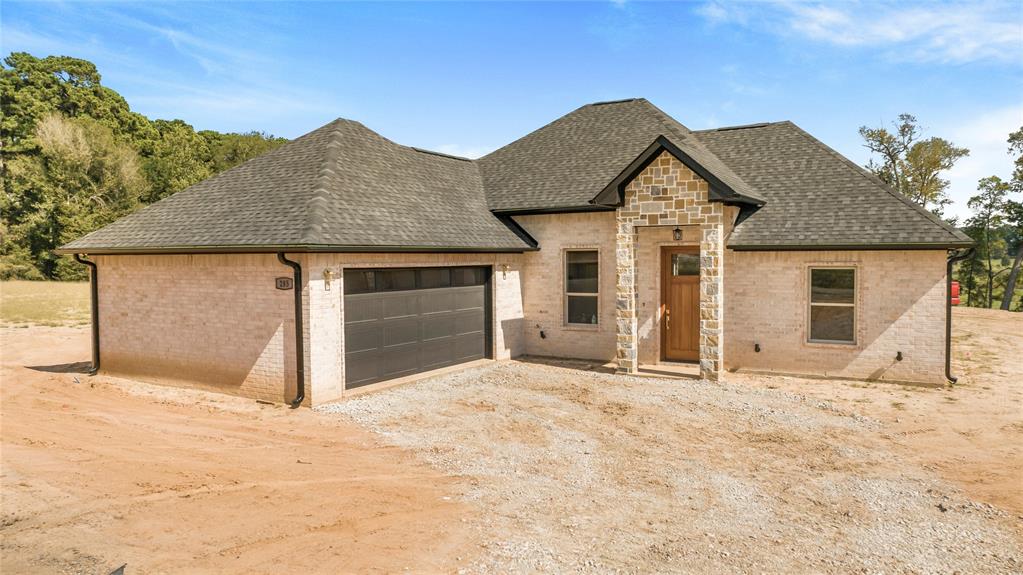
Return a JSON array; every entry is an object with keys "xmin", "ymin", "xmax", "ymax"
[
  {"xmin": 454, "ymin": 334, "xmax": 485, "ymax": 361},
  {"xmin": 381, "ymin": 344, "xmax": 419, "ymax": 376},
  {"xmin": 344, "ymin": 350, "xmax": 379, "ymax": 386},
  {"xmin": 345, "ymin": 324, "xmax": 382, "ymax": 353},
  {"xmin": 421, "ymin": 339, "xmax": 456, "ymax": 370},
  {"xmin": 344, "ymin": 295, "xmax": 382, "ymax": 323},
  {"xmin": 455, "ymin": 310, "xmax": 485, "ymax": 335},
  {"xmin": 382, "ymin": 294, "xmax": 419, "ymax": 319},
  {"xmin": 455, "ymin": 289, "xmax": 485, "ymax": 311},
  {"xmin": 420, "ymin": 291, "xmax": 456, "ymax": 314},
  {"xmin": 382, "ymin": 318, "xmax": 420, "ymax": 347},
  {"xmin": 343, "ymin": 267, "xmax": 489, "ymax": 390},
  {"xmin": 421, "ymin": 315, "xmax": 456, "ymax": 341}
]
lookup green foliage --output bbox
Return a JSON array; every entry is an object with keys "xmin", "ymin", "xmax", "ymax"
[
  {"xmin": 1, "ymin": 52, "xmax": 287, "ymax": 280},
  {"xmin": 859, "ymin": 114, "xmax": 969, "ymax": 215},
  {"xmin": 202, "ymin": 130, "xmax": 288, "ymax": 173},
  {"xmin": 955, "ymin": 128, "xmax": 1023, "ymax": 311},
  {"xmin": 143, "ymin": 119, "xmax": 214, "ymax": 203}
]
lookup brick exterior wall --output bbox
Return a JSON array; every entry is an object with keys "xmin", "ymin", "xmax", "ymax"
[
  {"xmin": 94, "ymin": 254, "xmax": 300, "ymax": 404},
  {"xmin": 724, "ymin": 249, "xmax": 948, "ymax": 383},
  {"xmin": 93, "ymin": 252, "xmax": 525, "ymax": 406},
  {"xmin": 513, "ymin": 212, "xmax": 618, "ymax": 361}
]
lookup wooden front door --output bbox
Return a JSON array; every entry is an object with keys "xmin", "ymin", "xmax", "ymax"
[{"xmin": 661, "ymin": 247, "xmax": 700, "ymax": 361}]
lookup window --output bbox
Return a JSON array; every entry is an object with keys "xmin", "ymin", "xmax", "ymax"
[
  {"xmin": 808, "ymin": 268, "xmax": 856, "ymax": 343},
  {"xmin": 418, "ymin": 268, "xmax": 451, "ymax": 289},
  {"xmin": 343, "ymin": 267, "xmax": 488, "ymax": 295},
  {"xmin": 565, "ymin": 250, "xmax": 599, "ymax": 325},
  {"xmin": 671, "ymin": 252, "xmax": 700, "ymax": 276}
]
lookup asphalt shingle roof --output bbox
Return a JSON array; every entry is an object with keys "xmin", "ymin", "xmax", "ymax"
[
  {"xmin": 60, "ymin": 119, "xmax": 533, "ymax": 253},
  {"xmin": 478, "ymin": 98, "xmax": 763, "ymax": 211},
  {"xmin": 60, "ymin": 98, "xmax": 971, "ymax": 254},
  {"xmin": 693, "ymin": 121, "xmax": 972, "ymax": 249}
]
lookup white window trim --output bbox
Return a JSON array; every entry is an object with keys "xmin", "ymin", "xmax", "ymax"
[
  {"xmin": 807, "ymin": 266, "xmax": 857, "ymax": 345},
  {"xmin": 564, "ymin": 248, "xmax": 600, "ymax": 328}
]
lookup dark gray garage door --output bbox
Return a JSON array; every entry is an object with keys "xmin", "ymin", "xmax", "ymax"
[{"xmin": 343, "ymin": 267, "xmax": 491, "ymax": 389}]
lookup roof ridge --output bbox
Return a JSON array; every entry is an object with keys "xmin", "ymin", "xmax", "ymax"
[
  {"xmin": 636, "ymin": 98, "xmax": 691, "ymax": 135},
  {"xmin": 779, "ymin": 121, "xmax": 968, "ymax": 242},
  {"xmin": 693, "ymin": 122, "xmax": 780, "ymax": 133},
  {"xmin": 642, "ymin": 100, "xmax": 766, "ymax": 204},
  {"xmin": 588, "ymin": 97, "xmax": 640, "ymax": 107},
  {"xmin": 302, "ymin": 124, "xmax": 345, "ymax": 244},
  {"xmin": 409, "ymin": 146, "xmax": 472, "ymax": 161}
]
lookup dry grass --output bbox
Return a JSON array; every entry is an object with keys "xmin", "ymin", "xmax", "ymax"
[{"xmin": 0, "ymin": 281, "xmax": 90, "ymax": 326}]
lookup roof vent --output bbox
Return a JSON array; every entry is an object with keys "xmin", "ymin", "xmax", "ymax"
[
  {"xmin": 409, "ymin": 147, "xmax": 472, "ymax": 161},
  {"xmin": 589, "ymin": 98, "xmax": 639, "ymax": 107}
]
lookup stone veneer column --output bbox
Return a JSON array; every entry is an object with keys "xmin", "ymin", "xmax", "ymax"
[
  {"xmin": 699, "ymin": 224, "xmax": 724, "ymax": 380},
  {"xmin": 615, "ymin": 220, "xmax": 639, "ymax": 373},
  {"xmin": 613, "ymin": 150, "xmax": 726, "ymax": 381}
]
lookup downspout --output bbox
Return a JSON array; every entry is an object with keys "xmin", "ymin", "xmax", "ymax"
[
  {"xmin": 73, "ymin": 254, "xmax": 99, "ymax": 375},
  {"xmin": 277, "ymin": 253, "xmax": 305, "ymax": 408},
  {"xmin": 946, "ymin": 247, "xmax": 975, "ymax": 384}
]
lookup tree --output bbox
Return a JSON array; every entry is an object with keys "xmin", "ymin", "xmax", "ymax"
[
  {"xmin": 1000, "ymin": 127, "xmax": 1023, "ymax": 310},
  {"xmin": 2, "ymin": 113, "xmax": 146, "ymax": 279},
  {"xmin": 143, "ymin": 119, "xmax": 214, "ymax": 203},
  {"xmin": 859, "ymin": 114, "xmax": 969, "ymax": 215},
  {"xmin": 201, "ymin": 130, "xmax": 288, "ymax": 172},
  {"xmin": 0, "ymin": 52, "xmax": 288, "ymax": 279},
  {"xmin": 965, "ymin": 176, "xmax": 1010, "ymax": 308}
]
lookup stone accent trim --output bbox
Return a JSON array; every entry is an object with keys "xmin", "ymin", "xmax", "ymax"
[{"xmin": 615, "ymin": 151, "xmax": 725, "ymax": 380}]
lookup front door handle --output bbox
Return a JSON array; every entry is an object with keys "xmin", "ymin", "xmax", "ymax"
[{"xmin": 665, "ymin": 309, "xmax": 671, "ymax": 331}]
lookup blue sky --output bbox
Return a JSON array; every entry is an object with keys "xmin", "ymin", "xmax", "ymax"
[{"xmin": 3, "ymin": 1, "xmax": 1021, "ymax": 219}]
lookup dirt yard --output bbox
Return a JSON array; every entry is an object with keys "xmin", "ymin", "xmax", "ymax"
[
  {"xmin": 1, "ymin": 327, "xmax": 475, "ymax": 574},
  {"xmin": 2, "ymin": 308, "xmax": 1021, "ymax": 573}
]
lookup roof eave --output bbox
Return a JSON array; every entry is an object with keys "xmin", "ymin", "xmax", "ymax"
[
  {"xmin": 727, "ymin": 240, "xmax": 975, "ymax": 252},
  {"xmin": 54, "ymin": 243, "xmax": 539, "ymax": 256}
]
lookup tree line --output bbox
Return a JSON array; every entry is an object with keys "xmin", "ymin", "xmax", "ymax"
[
  {"xmin": 1, "ymin": 53, "xmax": 287, "ymax": 280},
  {"xmin": 1, "ymin": 52, "xmax": 1021, "ymax": 310},
  {"xmin": 860, "ymin": 115, "xmax": 1022, "ymax": 311}
]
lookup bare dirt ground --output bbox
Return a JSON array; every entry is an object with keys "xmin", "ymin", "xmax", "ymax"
[
  {"xmin": 2, "ymin": 307, "xmax": 1021, "ymax": 573},
  {"xmin": 1, "ymin": 327, "xmax": 475, "ymax": 574},
  {"xmin": 733, "ymin": 307, "xmax": 1023, "ymax": 518}
]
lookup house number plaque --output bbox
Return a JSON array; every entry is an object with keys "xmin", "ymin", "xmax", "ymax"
[{"xmin": 275, "ymin": 277, "xmax": 294, "ymax": 290}]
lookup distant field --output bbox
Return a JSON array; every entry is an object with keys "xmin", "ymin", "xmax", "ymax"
[{"xmin": 0, "ymin": 281, "xmax": 90, "ymax": 326}]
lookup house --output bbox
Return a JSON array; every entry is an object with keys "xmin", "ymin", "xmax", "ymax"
[{"xmin": 58, "ymin": 98, "xmax": 973, "ymax": 406}]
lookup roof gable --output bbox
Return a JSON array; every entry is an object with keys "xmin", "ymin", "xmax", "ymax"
[
  {"xmin": 590, "ymin": 135, "xmax": 766, "ymax": 208},
  {"xmin": 478, "ymin": 98, "xmax": 761, "ymax": 212}
]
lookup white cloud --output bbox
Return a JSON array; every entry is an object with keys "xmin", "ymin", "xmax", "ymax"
[
  {"xmin": 696, "ymin": 1, "xmax": 1023, "ymax": 65},
  {"xmin": 944, "ymin": 105, "xmax": 1023, "ymax": 219}
]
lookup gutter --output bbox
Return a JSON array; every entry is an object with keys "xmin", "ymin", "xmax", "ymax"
[
  {"xmin": 277, "ymin": 253, "xmax": 305, "ymax": 408},
  {"xmin": 946, "ymin": 247, "xmax": 975, "ymax": 384},
  {"xmin": 54, "ymin": 244, "xmax": 538, "ymax": 256},
  {"xmin": 73, "ymin": 254, "xmax": 100, "ymax": 375},
  {"xmin": 728, "ymin": 242, "xmax": 975, "ymax": 252}
]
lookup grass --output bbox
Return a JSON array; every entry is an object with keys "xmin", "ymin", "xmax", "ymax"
[{"xmin": 0, "ymin": 281, "xmax": 91, "ymax": 326}]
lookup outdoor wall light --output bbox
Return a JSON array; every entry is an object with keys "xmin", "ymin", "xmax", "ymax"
[
  {"xmin": 501, "ymin": 263, "xmax": 509, "ymax": 279},
  {"xmin": 672, "ymin": 226, "xmax": 682, "ymax": 241},
  {"xmin": 322, "ymin": 268, "xmax": 336, "ymax": 291}
]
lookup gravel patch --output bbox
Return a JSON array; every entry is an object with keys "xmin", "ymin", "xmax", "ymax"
[{"xmin": 317, "ymin": 360, "xmax": 1022, "ymax": 573}]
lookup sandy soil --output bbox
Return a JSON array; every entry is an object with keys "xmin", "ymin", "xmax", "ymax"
[
  {"xmin": 732, "ymin": 307, "xmax": 1023, "ymax": 517},
  {"xmin": 1, "ymin": 327, "xmax": 476, "ymax": 574},
  {"xmin": 2, "ymin": 308, "xmax": 1021, "ymax": 573}
]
